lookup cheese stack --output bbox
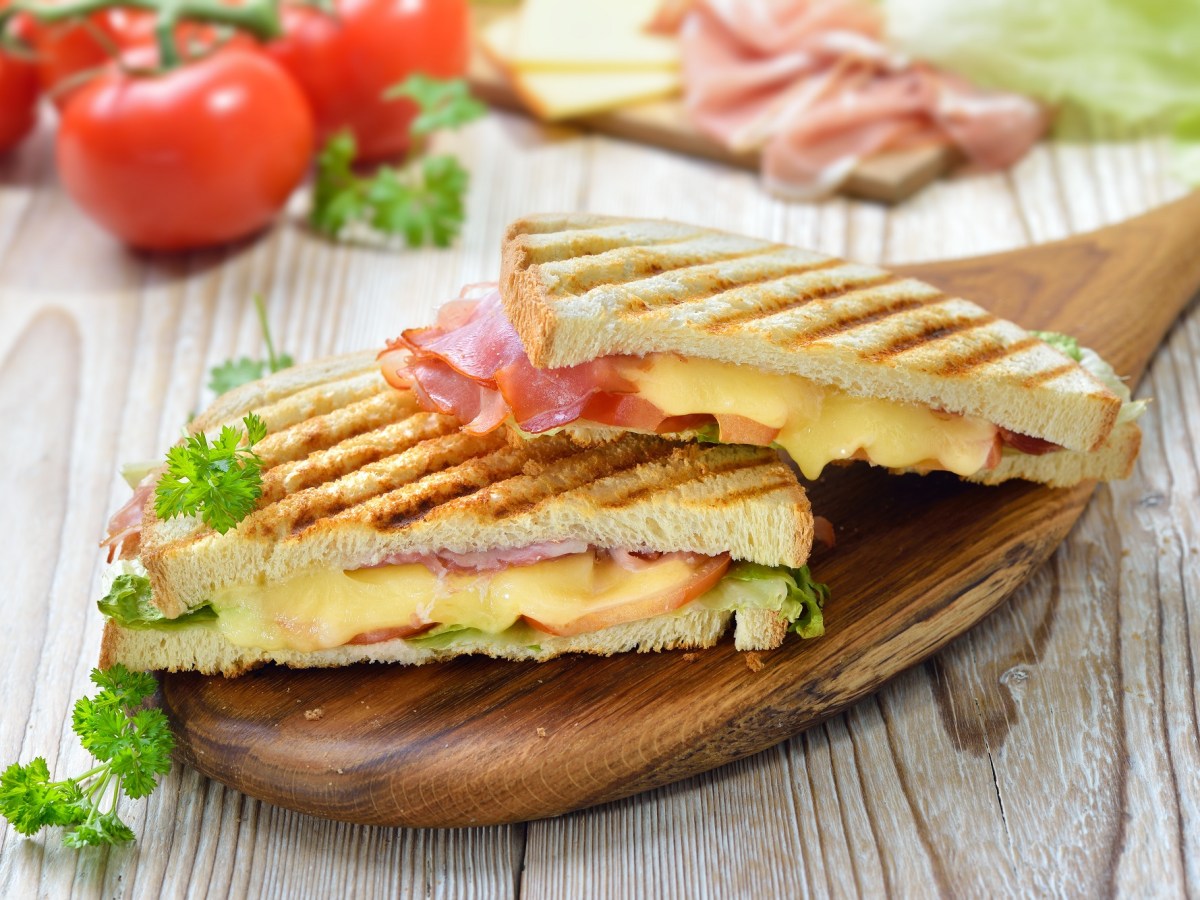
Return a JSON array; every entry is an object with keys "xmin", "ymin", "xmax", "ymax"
[{"xmin": 480, "ymin": 0, "xmax": 683, "ymax": 121}]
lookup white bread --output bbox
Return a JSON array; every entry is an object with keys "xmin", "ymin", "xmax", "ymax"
[
  {"xmin": 138, "ymin": 355, "xmax": 814, "ymax": 618},
  {"xmin": 557, "ymin": 418, "xmax": 1142, "ymax": 488},
  {"xmin": 99, "ymin": 602, "xmax": 792, "ymax": 677},
  {"xmin": 500, "ymin": 213, "xmax": 1125, "ymax": 454}
]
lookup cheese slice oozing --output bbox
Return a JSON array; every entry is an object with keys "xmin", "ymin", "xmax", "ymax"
[
  {"xmin": 618, "ymin": 355, "xmax": 998, "ymax": 479},
  {"xmin": 212, "ymin": 551, "xmax": 706, "ymax": 652}
]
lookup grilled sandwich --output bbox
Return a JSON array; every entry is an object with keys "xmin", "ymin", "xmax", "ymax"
[
  {"xmin": 99, "ymin": 352, "xmax": 826, "ymax": 677},
  {"xmin": 385, "ymin": 215, "xmax": 1144, "ymax": 487}
]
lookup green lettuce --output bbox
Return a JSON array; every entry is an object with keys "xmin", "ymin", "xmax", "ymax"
[
  {"xmin": 1031, "ymin": 330, "xmax": 1082, "ymax": 363},
  {"xmin": 882, "ymin": 0, "xmax": 1200, "ymax": 182},
  {"xmin": 702, "ymin": 563, "xmax": 828, "ymax": 639},
  {"xmin": 98, "ymin": 575, "xmax": 216, "ymax": 630}
]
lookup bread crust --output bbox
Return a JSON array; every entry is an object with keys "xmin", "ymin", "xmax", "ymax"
[
  {"xmin": 100, "ymin": 604, "xmax": 792, "ymax": 677},
  {"xmin": 499, "ymin": 213, "xmax": 1124, "ymax": 453},
  {"xmin": 139, "ymin": 355, "xmax": 813, "ymax": 617}
]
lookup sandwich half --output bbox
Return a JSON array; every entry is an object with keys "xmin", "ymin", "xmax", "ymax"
[
  {"xmin": 98, "ymin": 352, "xmax": 825, "ymax": 677},
  {"xmin": 383, "ymin": 214, "xmax": 1144, "ymax": 487}
]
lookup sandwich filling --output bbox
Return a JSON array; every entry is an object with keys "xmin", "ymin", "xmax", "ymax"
[
  {"xmin": 100, "ymin": 548, "xmax": 829, "ymax": 653},
  {"xmin": 380, "ymin": 285, "xmax": 1066, "ymax": 479}
]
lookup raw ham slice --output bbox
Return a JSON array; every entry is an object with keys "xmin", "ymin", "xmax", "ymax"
[
  {"xmin": 384, "ymin": 285, "xmax": 672, "ymax": 437},
  {"xmin": 377, "ymin": 540, "xmax": 591, "ymax": 575},
  {"xmin": 100, "ymin": 473, "xmax": 158, "ymax": 562},
  {"xmin": 385, "ymin": 284, "xmax": 1061, "ymax": 474},
  {"xmin": 676, "ymin": 0, "xmax": 1047, "ymax": 199}
]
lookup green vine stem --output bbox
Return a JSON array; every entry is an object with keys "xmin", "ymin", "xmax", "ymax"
[{"xmin": 1, "ymin": 0, "xmax": 283, "ymax": 70}]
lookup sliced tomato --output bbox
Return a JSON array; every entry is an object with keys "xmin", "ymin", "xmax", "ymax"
[
  {"xmin": 524, "ymin": 552, "xmax": 731, "ymax": 637},
  {"xmin": 348, "ymin": 623, "xmax": 434, "ymax": 645},
  {"xmin": 716, "ymin": 413, "xmax": 780, "ymax": 445}
]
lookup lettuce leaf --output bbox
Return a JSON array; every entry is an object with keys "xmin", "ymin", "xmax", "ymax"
[
  {"xmin": 882, "ymin": 0, "xmax": 1200, "ymax": 182},
  {"xmin": 1031, "ymin": 330, "xmax": 1082, "ymax": 363},
  {"xmin": 702, "ymin": 563, "xmax": 828, "ymax": 639},
  {"xmin": 98, "ymin": 575, "xmax": 216, "ymax": 630}
]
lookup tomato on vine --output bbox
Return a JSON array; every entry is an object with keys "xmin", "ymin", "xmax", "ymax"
[
  {"xmin": 57, "ymin": 46, "xmax": 314, "ymax": 250},
  {"xmin": 0, "ymin": 48, "xmax": 36, "ymax": 153},
  {"xmin": 267, "ymin": 0, "xmax": 470, "ymax": 162}
]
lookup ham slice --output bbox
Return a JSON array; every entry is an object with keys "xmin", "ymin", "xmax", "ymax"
[
  {"xmin": 383, "ymin": 285, "xmax": 673, "ymax": 437},
  {"xmin": 100, "ymin": 472, "xmax": 158, "ymax": 562},
  {"xmin": 676, "ymin": 0, "xmax": 1048, "ymax": 199},
  {"xmin": 378, "ymin": 540, "xmax": 591, "ymax": 575}
]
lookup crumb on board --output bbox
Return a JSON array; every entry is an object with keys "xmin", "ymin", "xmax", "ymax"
[
  {"xmin": 536, "ymin": 727, "xmax": 547, "ymax": 738},
  {"xmin": 304, "ymin": 707, "xmax": 325, "ymax": 721},
  {"xmin": 681, "ymin": 653, "xmax": 698, "ymax": 663},
  {"xmin": 744, "ymin": 652, "xmax": 765, "ymax": 673}
]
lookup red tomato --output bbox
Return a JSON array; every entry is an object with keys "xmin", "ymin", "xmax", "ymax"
[
  {"xmin": 0, "ymin": 19, "xmax": 38, "ymax": 152},
  {"xmin": 267, "ymin": 0, "xmax": 470, "ymax": 162},
  {"xmin": 56, "ymin": 48, "xmax": 315, "ymax": 251},
  {"xmin": 524, "ymin": 553, "xmax": 732, "ymax": 637}
]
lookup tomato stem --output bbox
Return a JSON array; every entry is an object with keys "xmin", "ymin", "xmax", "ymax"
[{"xmin": 3, "ymin": 0, "xmax": 283, "ymax": 70}]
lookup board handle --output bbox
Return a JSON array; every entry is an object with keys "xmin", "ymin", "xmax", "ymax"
[{"xmin": 899, "ymin": 190, "xmax": 1200, "ymax": 379}]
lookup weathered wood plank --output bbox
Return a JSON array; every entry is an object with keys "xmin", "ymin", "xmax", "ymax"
[{"xmin": 0, "ymin": 109, "xmax": 1195, "ymax": 898}]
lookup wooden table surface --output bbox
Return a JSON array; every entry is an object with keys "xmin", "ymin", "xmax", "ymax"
[{"xmin": 0, "ymin": 113, "xmax": 1196, "ymax": 898}]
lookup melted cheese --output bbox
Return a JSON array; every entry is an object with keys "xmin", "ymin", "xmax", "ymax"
[
  {"xmin": 619, "ymin": 356, "xmax": 997, "ymax": 479},
  {"xmin": 212, "ymin": 551, "xmax": 700, "ymax": 652}
]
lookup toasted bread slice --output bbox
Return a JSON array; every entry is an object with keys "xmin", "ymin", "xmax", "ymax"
[
  {"xmin": 562, "ymin": 416, "xmax": 1142, "ymax": 487},
  {"xmin": 500, "ymin": 213, "xmax": 1123, "ymax": 453},
  {"xmin": 138, "ymin": 353, "xmax": 813, "ymax": 619},
  {"xmin": 100, "ymin": 600, "xmax": 787, "ymax": 677}
]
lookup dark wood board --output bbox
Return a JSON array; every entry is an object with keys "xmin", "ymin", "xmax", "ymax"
[
  {"xmin": 466, "ymin": 7, "xmax": 959, "ymax": 205},
  {"xmin": 162, "ymin": 192, "xmax": 1200, "ymax": 828}
]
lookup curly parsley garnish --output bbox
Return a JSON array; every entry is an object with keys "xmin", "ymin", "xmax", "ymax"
[
  {"xmin": 310, "ymin": 76, "xmax": 484, "ymax": 247},
  {"xmin": 0, "ymin": 666, "xmax": 173, "ymax": 847},
  {"xmin": 154, "ymin": 412, "xmax": 267, "ymax": 534}
]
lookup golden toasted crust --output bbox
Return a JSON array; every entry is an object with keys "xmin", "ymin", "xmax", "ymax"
[
  {"xmin": 500, "ymin": 213, "xmax": 1124, "ymax": 453},
  {"xmin": 100, "ymin": 605, "xmax": 794, "ymax": 677},
  {"xmin": 139, "ymin": 354, "xmax": 813, "ymax": 617}
]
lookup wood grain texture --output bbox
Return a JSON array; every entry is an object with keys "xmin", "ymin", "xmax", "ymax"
[{"xmin": 0, "ymin": 110, "xmax": 1195, "ymax": 897}]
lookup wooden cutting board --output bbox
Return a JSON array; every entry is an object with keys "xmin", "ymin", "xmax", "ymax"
[
  {"xmin": 466, "ymin": 8, "xmax": 959, "ymax": 205},
  {"xmin": 161, "ymin": 193, "xmax": 1200, "ymax": 828}
]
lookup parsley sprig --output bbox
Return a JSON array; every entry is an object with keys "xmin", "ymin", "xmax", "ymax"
[
  {"xmin": 387, "ymin": 74, "xmax": 487, "ymax": 136},
  {"xmin": 309, "ymin": 75, "xmax": 484, "ymax": 247},
  {"xmin": 0, "ymin": 666, "xmax": 173, "ymax": 847},
  {"xmin": 155, "ymin": 412, "xmax": 267, "ymax": 534},
  {"xmin": 208, "ymin": 294, "xmax": 294, "ymax": 396}
]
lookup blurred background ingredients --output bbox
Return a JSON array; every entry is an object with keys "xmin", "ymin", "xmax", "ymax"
[
  {"xmin": 0, "ymin": 0, "xmax": 475, "ymax": 251},
  {"xmin": 474, "ymin": 0, "xmax": 1200, "ymax": 199},
  {"xmin": 480, "ymin": 0, "xmax": 681, "ymax": 120}
]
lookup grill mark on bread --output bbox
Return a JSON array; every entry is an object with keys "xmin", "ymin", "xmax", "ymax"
[
  {"xmin": 247, "ymin": 372, "xmax": 388, "ymax": 435},
  {"xmin": 254, "ymin": 391, "xmax": 420, "ymax": 468},
  {"xmin": 598, "ymin": 452, "xmax": 772, "ymax": 509},
  {"xmin": 545, "ymin": 243, "xmax": 786, "ymax": 299},
  {"xmin": 362, "ymin": 435, "xmax": 587, "ymax": 530},
  {"xmin": 245, "ymin": 431, "xmax": 506, "ymax": 538},
  {"xmin": 704, "ymin": 270, "xmax": 898, "ymax": 330},
  {"xmin": 613, "ymin": 256, "xmax": 847, "ymax": 317},
  {"xmin": 714, "ymin": 476, "xmax": 801, "ymax": 505},
  {"xmin": 258, "ymin": 412, "xmax": 459, "ymax": 505},
  {"xmin": 930, "ymin": 335, "xmax": 1040, "ymax": 376},
  {"xmin": 781, "ymin": 295, "xmax": 934, "ymax": 346},
  {"xmin": 477, "ymin": 437, "xmax": 679, "ymax": 519},
  {"xmin": 866, "ymin": 313, "xmax": 997, "ymax": 359},
  {"xmin": 523, "ymin": 230, "xmax": 702, "ymax": 265},
  {"xmin": 1022, "ymin": 362, "xmax": 1078, "ymax": 387}
]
